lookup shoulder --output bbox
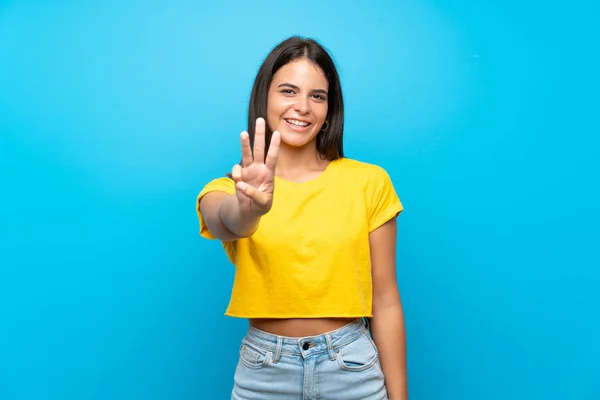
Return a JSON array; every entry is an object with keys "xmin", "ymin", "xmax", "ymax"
[
  {"xmin": 198, "ymin": 176, "xmax": 235, "ymax": 198},
  {"xmin": 333, "ymin": 157, "xmax": 393, "ymax": 182}
]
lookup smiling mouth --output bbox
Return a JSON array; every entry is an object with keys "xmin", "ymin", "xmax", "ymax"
[{"xmin": 285, "ymin": 118, "xmax": 311, "ymax": 128}]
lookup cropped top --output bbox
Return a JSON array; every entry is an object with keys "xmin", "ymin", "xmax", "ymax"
[{"xmin": 196, "ymin": 157, "xmax": 403, "ymax": 318}]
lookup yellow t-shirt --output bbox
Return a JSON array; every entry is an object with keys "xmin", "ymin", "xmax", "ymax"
[{"xmin": 196, "ymin": 157, "xmax": 403, "ymax": 318}]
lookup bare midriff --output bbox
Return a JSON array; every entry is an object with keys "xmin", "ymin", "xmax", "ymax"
[{"xmin": 249, "ymin": 317, "xmax": 357, "ymax": 337}]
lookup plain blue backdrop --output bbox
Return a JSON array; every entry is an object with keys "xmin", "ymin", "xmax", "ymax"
[{"xmin": 1, "ymin": 0, "xmax": 598, "ymax": 399}]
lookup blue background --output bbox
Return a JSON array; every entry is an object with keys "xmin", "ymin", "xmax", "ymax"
[{"xmin": 1, "ymin": 0, "xmax": 598, "ymax": 399}]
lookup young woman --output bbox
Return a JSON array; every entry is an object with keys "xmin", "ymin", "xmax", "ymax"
[{"xmin": 196, "ymin": 36, "xmax": 408, "ymax": 400}]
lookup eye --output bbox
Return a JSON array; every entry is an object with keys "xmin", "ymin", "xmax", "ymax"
[
  {"xmin": 312, "ymin": 94, "xmax": 327, "ymax": 101},
  {"xmin": 281, "ymin": 89, "xmax": 295, "ymax": 95}
]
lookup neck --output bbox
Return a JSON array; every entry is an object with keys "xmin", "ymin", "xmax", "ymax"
[{"xmin": 275, "ymin": 142, "xmax": 327, "ymax": 177}]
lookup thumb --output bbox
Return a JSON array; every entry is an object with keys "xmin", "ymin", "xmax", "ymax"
[{"xmin": 235, "ymin": 181, "xmax": 270, "ymax": 208}]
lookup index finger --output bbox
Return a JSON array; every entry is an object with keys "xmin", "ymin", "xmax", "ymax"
[{"xmin": 240, "ymin": 131, "xmax": 253, "ymax": 167}]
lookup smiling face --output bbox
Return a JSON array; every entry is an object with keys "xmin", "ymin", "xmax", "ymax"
[{"xmin": 266, "ymin": 58, "xmax": 329, "ymax": 150}]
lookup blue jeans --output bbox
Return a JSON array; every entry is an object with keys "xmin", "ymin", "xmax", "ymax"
[{"xmin": 231, "ymin": 318, "xmax": 388, "ymax": 399}]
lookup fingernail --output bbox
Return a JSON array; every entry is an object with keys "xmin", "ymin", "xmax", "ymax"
[{"xmin": 236, "ymin": 182, "xmax": 247, "ymax": 191}]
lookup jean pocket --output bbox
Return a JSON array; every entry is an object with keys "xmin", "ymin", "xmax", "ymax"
[
  {"xmin": 335, "ymin": 331, "xmax": 379, "ymax": 372},
  {"xmin": 238, "ymin": 341, "xmax": 272, "ymax": 370}
]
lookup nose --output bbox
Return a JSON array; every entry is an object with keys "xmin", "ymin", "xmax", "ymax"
[{"xmin": 293, "ymin": 97, "xmax": 310, "ymax": 115}]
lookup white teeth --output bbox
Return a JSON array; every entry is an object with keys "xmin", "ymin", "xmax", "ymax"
[{"xmin": 286, "ymin": 119, "xmax": 309, "ymax": 127}]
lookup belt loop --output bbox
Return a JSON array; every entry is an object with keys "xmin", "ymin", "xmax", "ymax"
[
  {"xmin": 363, "ymin": 317, "xmax": 371, "ymax": 332},
  {"xmin": 272, "ymin": 336, "xmax": 283, "ymax": 364},
  {"xmin": 325, "ymin": 333, "xmax": 336, "ymax": 361}
]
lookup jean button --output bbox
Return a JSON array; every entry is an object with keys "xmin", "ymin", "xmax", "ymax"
[{"xmin": 302, "ymin": 342, "xmax": 310, "ymax": 351}]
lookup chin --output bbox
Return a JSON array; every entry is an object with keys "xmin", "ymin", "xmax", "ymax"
[
  {"xmin": 279, "ymin": 130, "xmax": 317, "ymax": 148},
  {"xmin": 280, "ymin": 138, "xmax": 311, "ymax": 148}
]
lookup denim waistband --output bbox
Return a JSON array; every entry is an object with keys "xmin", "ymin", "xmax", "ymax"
[{"xmin": 243, "ymin": 318, "xmax": 369, "ymax": 362}]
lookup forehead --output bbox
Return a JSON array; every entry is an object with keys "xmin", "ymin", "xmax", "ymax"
[{"xmin": 271, "ymin": 58, "xmax": 329, "ymax": 89}]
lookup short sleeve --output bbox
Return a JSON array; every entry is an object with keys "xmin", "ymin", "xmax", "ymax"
[
  {"xmin": 196, "ymin": 177, "xmax": 235, "ymax": 239},
  {"xmin": 366, "ymin": 166, "xmax": 404, "ymax": 232}
]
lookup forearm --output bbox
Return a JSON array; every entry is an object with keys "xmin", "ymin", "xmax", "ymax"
[
  {"xmin": 371, "ymin": 305, "xmax": 408, "ymax": 400},
  {"xmin": 218, "ymin": 194, "xmax": 261, "ymax": 238}
]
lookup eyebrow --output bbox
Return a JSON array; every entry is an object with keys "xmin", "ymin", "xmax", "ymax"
[{"xmin": 278, "ymin": 83, "xmax": 328, "ymax": 95}]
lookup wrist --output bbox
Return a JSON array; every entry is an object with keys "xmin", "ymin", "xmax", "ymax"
[
  {"xmin": 235, "ymin": 209, "xmax": 261, "ymax": 237},
  {"xmin": 219, "ymin": 195, "xmax": 261, "ymax": 238}
]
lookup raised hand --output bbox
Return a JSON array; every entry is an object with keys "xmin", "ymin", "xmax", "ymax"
[{"xmin": 231, "ymin": 117, "xmax": 281, "ymax": 218}]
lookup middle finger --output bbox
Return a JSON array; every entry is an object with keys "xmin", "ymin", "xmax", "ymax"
[{"xmin": 253, "ymin": 117, "xmax": 265, "ymax": 163}]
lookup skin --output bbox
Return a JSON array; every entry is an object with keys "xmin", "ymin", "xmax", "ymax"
[{"xmin": 199, "ymin": 58, "xmax": 408, "ymax": 399}]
